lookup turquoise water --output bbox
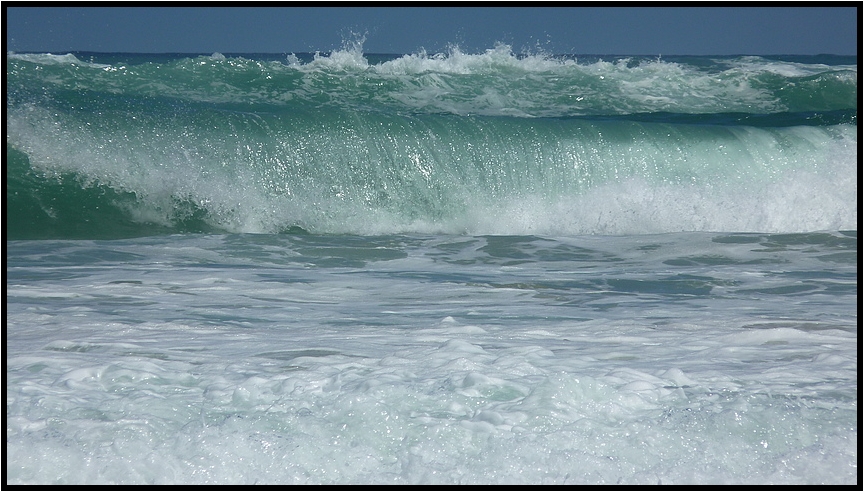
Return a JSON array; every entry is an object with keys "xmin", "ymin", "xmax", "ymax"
[
  {"xmin": 4, "ymin": 46, "xmax": 858, "ymax": 485},
  {"xmin": 6, "ymin": 47, "xmax": 857, "ymax": 238}
]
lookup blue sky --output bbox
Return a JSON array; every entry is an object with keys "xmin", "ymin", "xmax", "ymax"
[{"xmin": 4, "ymin": 6, "xmax": 859, "ymax": 55}]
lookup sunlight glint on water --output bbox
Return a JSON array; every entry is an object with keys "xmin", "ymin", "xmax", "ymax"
[{"xmin": 4, "ymin": 46, "xmax": 858, "ymax": 484}]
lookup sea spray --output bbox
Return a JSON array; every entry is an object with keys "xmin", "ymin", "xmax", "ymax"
[{"xmin": 6, "ymin": 47, "xmax": 857, "ymax": 238}]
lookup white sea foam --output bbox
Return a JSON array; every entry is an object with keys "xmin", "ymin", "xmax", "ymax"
[
  {"xmin": 5, "ymin": 232, "xmax": 858, "ymax": 484},
  {"xmin": 7, "ymin": 93, "xmax": 856, "ymax": 237},
  {"xmin": 721, "ymin": 55, "xmax": 854, "ymax": 77},
  {"xmin": 283, "ymin": 44, "xmax": 856, "ymax": 116},
  {"xmin": 7, "ymin": 51, "xmax": 113, "ymax": 69}
]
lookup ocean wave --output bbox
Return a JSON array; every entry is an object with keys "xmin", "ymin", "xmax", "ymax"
[
  {"xmin": 6, "ymin": 101, "xmax": 856, "ymax": 238},
  {"xmin": 6, "ymin": 48, "xmax": 857, "ymax": 239},
  {"xmin": 7, "ymin": 46, "xmax": 857, "ymax": 117}
]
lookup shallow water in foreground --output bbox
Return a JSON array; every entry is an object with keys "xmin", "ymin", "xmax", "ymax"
[
  {"xmin": 5, "ymin": 46, "xmax": 858, "ymax": 485},
  {"xmin": 5, "ymin": 231, "xmax": 857, "ymax": 485}
]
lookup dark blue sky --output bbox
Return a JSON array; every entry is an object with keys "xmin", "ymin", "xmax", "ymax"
[{"xmin": 4, "ymin": 6, "xmax": 859, "ymax": 55}]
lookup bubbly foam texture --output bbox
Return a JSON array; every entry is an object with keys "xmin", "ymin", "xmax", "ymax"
[
  {"xmin": 6, "ymin": 323, "xmax": 857, "ymax": 485},
  {"xmin": 375, "ymin": 43, "xmax": 572, "ymax": 75},
  {"xmin": 6, "ymin": 232, "xmax": 858, "ymax": 484},
  {"xmin": 9, "ymin": 47, "xmax": 856, "ymax": 116},
  {"xmin": 308, "ymin": 45, "xmax": 856, "ymax": 116}
]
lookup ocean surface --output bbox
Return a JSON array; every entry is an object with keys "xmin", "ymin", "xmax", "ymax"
[{"xmin": 5, "ymin": 45, "xmax": 858, "ymax": 485}]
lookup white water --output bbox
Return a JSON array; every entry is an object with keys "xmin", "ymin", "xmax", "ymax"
[
  {"xmin": 5, "ymin": 232, "xmax": 857, "ymax": 485},
  {"xmin": 7, "ymin": 99, "xmax": 857, "ymax": 237}
]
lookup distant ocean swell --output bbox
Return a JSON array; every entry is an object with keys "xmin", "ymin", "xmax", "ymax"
[{"xmin": 5, "ymin": 46, "xmax": 857, "ymax": 239}]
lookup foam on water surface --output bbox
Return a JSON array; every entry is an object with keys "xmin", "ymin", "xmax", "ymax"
[
  {"xmin": 5, "ymin": 232, "xmax": 857, "ymax": 485},
  {"xmin": 6, "ymin": 48, "xmax": 857, "ymax": 239},
  {"xmin": 6, "ymin": 45, "xmax": 857, "ymax": 484}
]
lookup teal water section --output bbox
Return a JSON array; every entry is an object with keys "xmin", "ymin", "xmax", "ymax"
[
  {"xmin": 5, "ymin": 229, "xmax": 858, "ymax": 484},
  {"xmin": 5, "ymin": 51, "xmax": 858, "ymax": 238}
]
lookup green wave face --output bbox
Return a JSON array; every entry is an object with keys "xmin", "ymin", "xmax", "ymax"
[{"xmin": 6, "ymin": 50, "xmax": 858, "ymax": 239}]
